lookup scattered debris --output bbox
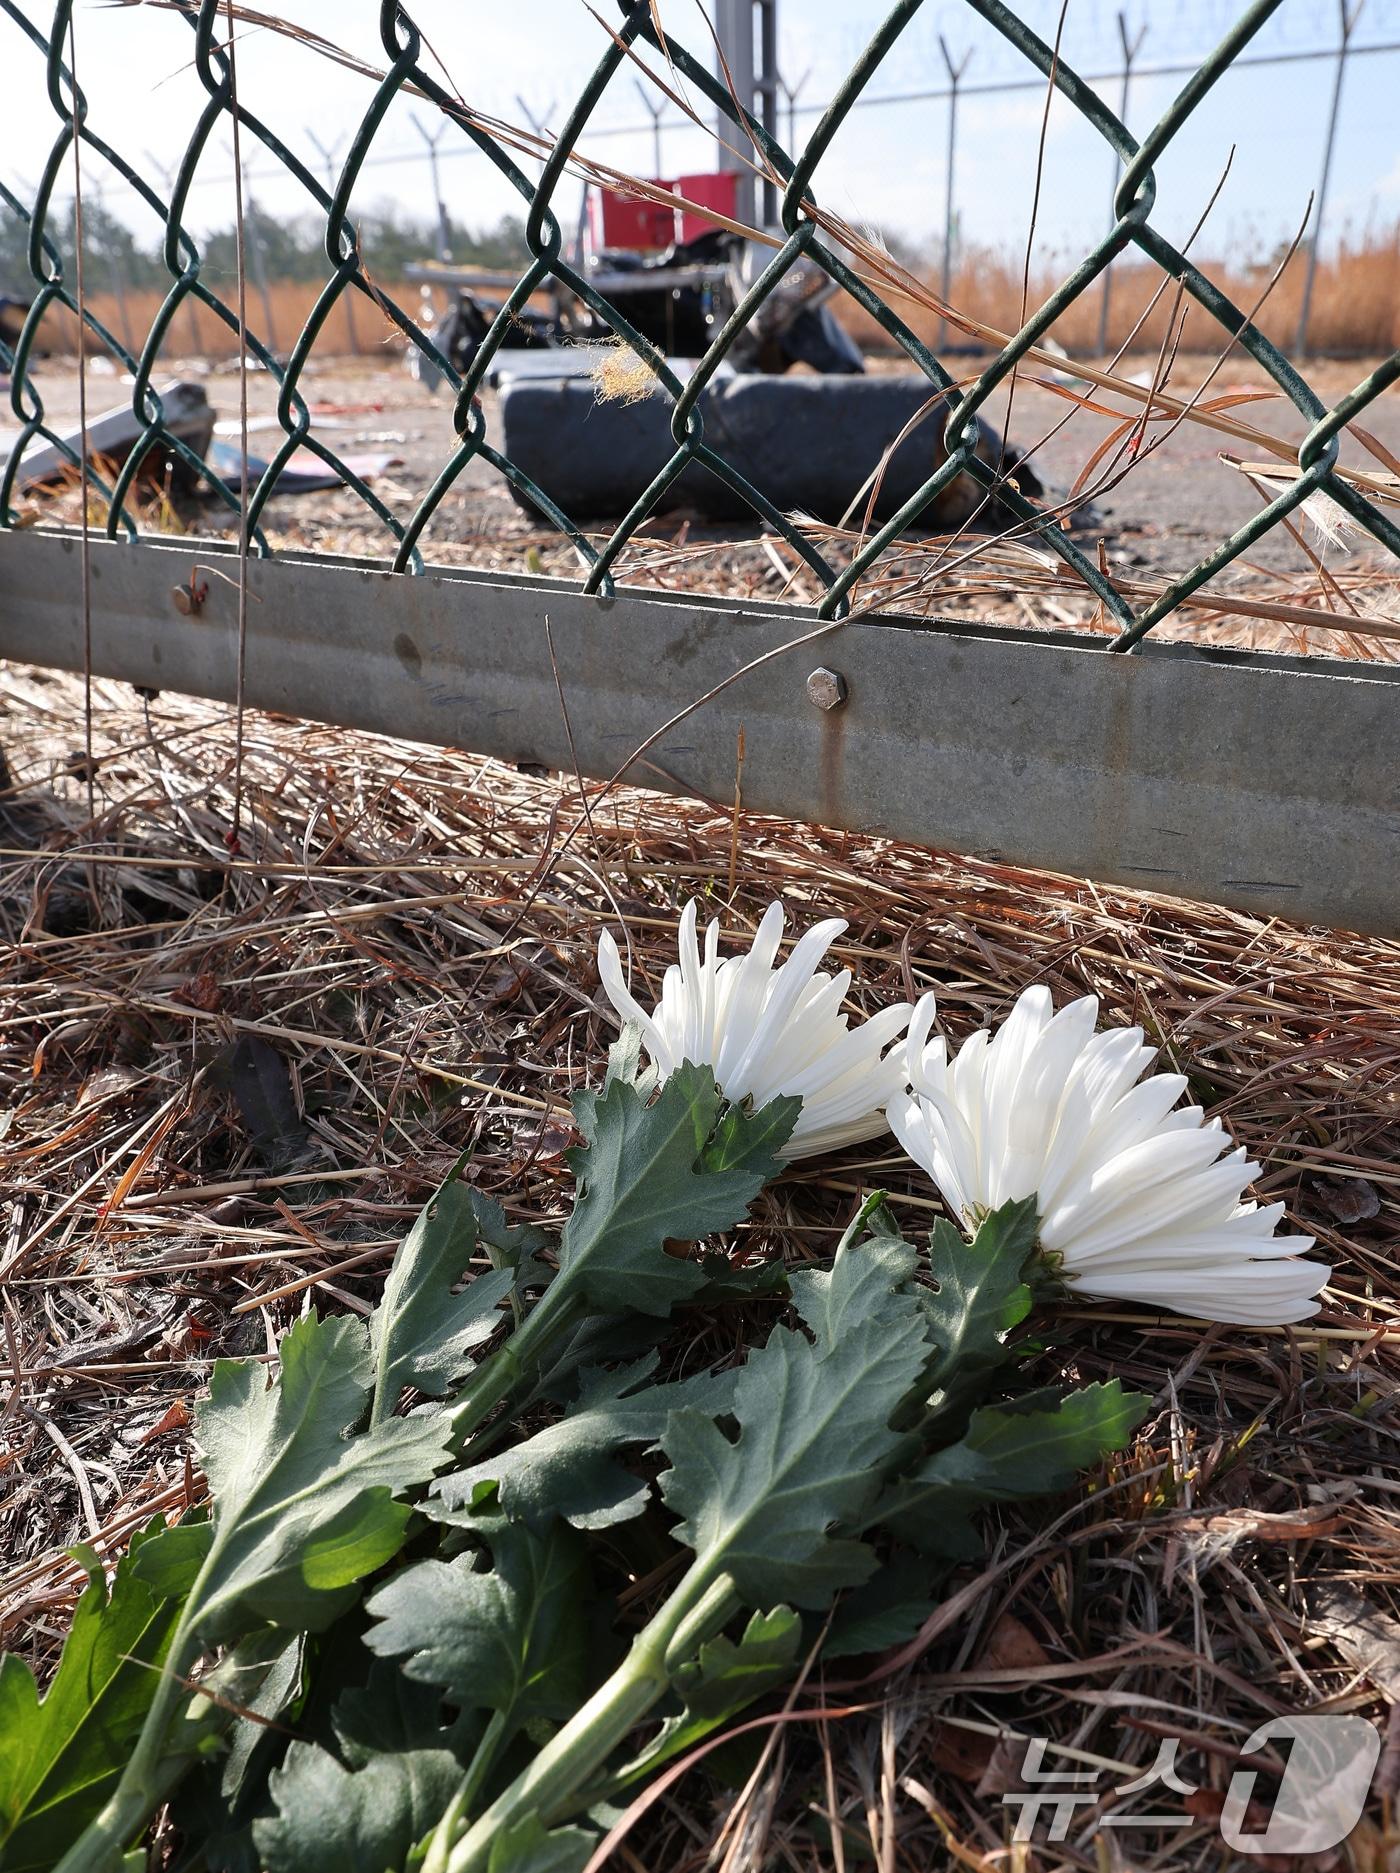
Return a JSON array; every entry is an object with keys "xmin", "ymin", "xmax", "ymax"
[
  {"xmin": 205, "ymin": 438, "xmax": 404, "ymax": 494},
  {"xmin": 0, "ymin": 379, "xmax": 214, "ymax": 493},
  {"xmin": 500, "ymin": 371, "xmax": 1041, "ymax": 526},
  {"xmin": 207, "ymin": 1034, "xmax": 310, "ymax": 1168},
  {"xmin": 1306, "ymin": 1173, "xmax": 1382, "ymax": 1225},
  {"xmin": 410, "ymin": 219, "xmax": 864, "ymax": 391},
  {"xmin": 0, "ymin": 294, "xmax": 29, "ymax": 350}
]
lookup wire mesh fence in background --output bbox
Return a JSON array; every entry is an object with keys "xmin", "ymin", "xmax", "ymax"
[{"xmin": 2, "ymin": 0, "xmax": 1399, "ymax": 652}]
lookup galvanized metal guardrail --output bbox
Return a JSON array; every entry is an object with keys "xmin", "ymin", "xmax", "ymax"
[
  {"xmin": 5, "ymin": 526, "xmax": 1398, "ymax": 934},
  {"xmin": 0, "ymin": 0, "xmax": 1398, "ymax": 932}
]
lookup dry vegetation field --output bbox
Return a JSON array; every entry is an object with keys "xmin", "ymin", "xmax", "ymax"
[
  {"xmin": 865, "ymin": 235, "xmax": 1400, "ymax": 361},
  {"xmin": 38, "ymin": 231, "xmax": 1400, "ymax": 363}
]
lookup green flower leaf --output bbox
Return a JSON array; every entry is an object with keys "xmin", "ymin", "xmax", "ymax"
[
  {"xmin": 254, "ymin": 1741, "xmax": 463, "ymax": 1873},
  {"xmin": 167, "ymin": 1636, "xmax": 305, "ymax": 1873},
  {"xmin": 333, "ymin": 1660, "xmax": 481, "ymax": 1766},
  {"xmin": 459, "ymin": 1189, "xmax": 553, "ymax": 1288},
  {"xmin": 691, "ymin": 1252, "xmax": 789, "ymax": 1304},
  {"xmin": 700, "ymin": 1091, "xmax": 803, "ymax": 1179},
  {"xmin": 918, "ymin": 1198, "xmax": 1038, "ymax": 1433},
  {"xmin": 882, "ymin": 1380, "xmax": 1150, "ymax": 1558},
  {"xmin": 0, "ymin": 1520, "xmax": 202, "ymax": 1873},
  {"xmin": 433, "ymin": 1354, "xmax": 731, "ymax": 1532},
  {"xmin": 615, "ymin": 1606, "xmax": 802, "ymax": 1786},
  {"xmin": 660, "ymin": 1237, "xmax": 931, "ymax": 1608},
  {"xmin": 145, "ymin": 1313, "xmax": 452, "ymax": 1643},
  {"xmin": 485, "ymin": 1818, "xmax": 595, "ymax": 1873},
  {"xmin": 364, "ymin": 1519, "xmax": 592, "ymax": 1729},
  {"xmin": 369, "ymin": 1171, "xmax": 516, "ymax": 1419},
  {"xmin": 823, "ymin": 1555, "xmax": 944, "ymax": 1659},
  {"xmin": 561, "ymin": 1065, "xmax": 794, "ymax": 1318}
]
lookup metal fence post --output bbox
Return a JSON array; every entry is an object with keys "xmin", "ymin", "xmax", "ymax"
[
  {"xmin": 633, "ymin": 80, "xmax": 666, "ymax": 179},
  {"xmin": 756, "ymin": 0, "xmax": 779, "ymax": 225},
  {"xmin": 307, "ymin": 131, "xmax": 359, "ymax": 355},
  {"xmin": 233, "ymin": 155, "xmax": 278, "ymax": 353},
  {"xmin": 777, "ymin": 64, "xmax": 811, "ymax": 160},
  {"xmin": 1295, "ymin": 0, "xmax": 1363, "ymax": 359},
  {"xmin": 936, "ymin": 36, "xmax": 971, "ymax": 353},
  {"xmin": 146, "ymin": 150, "xmax": 207, "ymax": 356},
  {"xmin": 1097, "ymin": 11, "xmax": 1147, "ymax": 357},
  {"xmin": 411, "ymin": 113, "xmax": 454, "ymax": 263},
  {"xmin": 713, "ymin": 0, "xmax": 756, "ymax": 227}
]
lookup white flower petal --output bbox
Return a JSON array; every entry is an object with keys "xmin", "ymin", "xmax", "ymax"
[
  {"xmin": 726, "ymin": 918, "xmax": 847, "ymax": 1093},
  {"xmin": 597, "ymin": 930, "xmax": 676, "ymax": 1075},
  {"xmin": 597, "ymin": 901, "xmax": 915, "ymax": 1158},
  {"xmin": 894, "ymin": 984, "xmax": 1328, "ymax": 1328},
  {"xmin": 1063, "ymin": 1255, "xmax": 1329, "ymax": 1325},
  {"xmin": 904, "ymin": 992, "xmax": 940, "ymax": 1093}
]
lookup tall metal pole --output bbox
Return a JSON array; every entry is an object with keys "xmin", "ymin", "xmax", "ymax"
[
  {"xmin": 1295, "ymin": 0, "xmax": 1363, "ymax": 358},
  {"xmin": 147, "ymin": 149, "xmax": 207, "ymax": 356},
  {"xmin": 513, "ymin": 95, "xmax": 559, "ymax": 259},
  {"xmin": 936, "ymin": 37, "xmax": 971, "ymax": 353},
  {"xmin": 712, "ymin": 0, "xmax": 756, "ymax": 227},
  {"xmin": 756, "ymin": 0, "xmax": 779, "ymax": 224},
  {"xmin": 90, "ymin": 180, "xmax": 135, "ymax": 356},
  {"xmin": 777, "ymin": 65, "xmax": 811, "ymax": 161},
  {"xmin": 1097, "ymin": 12, "xmax": 1147, "ymax": 357},
  {"xmin": 308, "ymin": 130, "xmax": 359, "ymax": 355},
  {"xmin": 634, "ymin": 80, "xmax": 666, "ymax": 178},
  {"xmin": 230, "ymin": 148, "xmax": 278, "ymax": 352},
  {"xmin": 514, "ymin": 96, "xmax": 558, "ymax": 147},
  {"xmin": 412, "ymin": 113, "xmax": 453, "ymax": 263}
]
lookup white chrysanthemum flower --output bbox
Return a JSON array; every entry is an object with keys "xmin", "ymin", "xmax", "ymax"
[
  {"xmin": 887, "ymin": 985, "xmax": 1328, "ymax": 1326},
  {"xmin": 597, "ymin": 900, "xmax": 916, "ymax": 1159}
]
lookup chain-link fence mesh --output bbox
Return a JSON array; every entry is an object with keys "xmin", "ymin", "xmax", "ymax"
[{"xmin": 2, "ymin": 0, "xmax": 1398, "ymax": 649}]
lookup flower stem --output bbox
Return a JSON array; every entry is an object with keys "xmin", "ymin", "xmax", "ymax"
[
  {"xmin": 445, "ymin": 1568, "xmax": 739, "ymax": 1873},
  {"xmin": 51, "ymin": 1613, "xmax": 199, "ymax": 1873},
  {"xmin": 443, "ymin": 1281, "xmax": 585, "ymax": 1452},
  {"xmin": 50, "ymin": 1532, "xmax": 284, "ymax": 1873}
]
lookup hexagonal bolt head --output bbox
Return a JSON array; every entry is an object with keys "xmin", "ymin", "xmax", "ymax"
[
  {"xmin": 806, "ymin": 666, "xmax": 848, "ymax": 711},
  {"xmin": 170, "ymin": 578, "xmax": 208, "ymax": 617}
]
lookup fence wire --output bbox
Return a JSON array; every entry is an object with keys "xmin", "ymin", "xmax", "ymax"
[{"xmin": 1, "ymin": 0, "xmax": 1399, "ymax": 650}]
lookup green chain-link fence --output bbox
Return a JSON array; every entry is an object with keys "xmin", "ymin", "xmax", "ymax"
[{"xmin": 2, "ymin": 0, "xmax": 1399, "ymax": 652}]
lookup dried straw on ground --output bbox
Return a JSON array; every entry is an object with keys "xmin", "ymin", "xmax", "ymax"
[{"xmin": 2, "ymin": 661, "xmax": 1398, "ymax": 1869}]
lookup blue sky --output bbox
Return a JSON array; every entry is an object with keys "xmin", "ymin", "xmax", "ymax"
[{"xmin": 2, "ymin": 0, "xmax": 1398, "ymax": 267}]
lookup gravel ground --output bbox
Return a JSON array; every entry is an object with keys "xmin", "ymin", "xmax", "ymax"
[{"xmin": 9, "ymin": 347, "xmax": 1400, "ymax": 601}]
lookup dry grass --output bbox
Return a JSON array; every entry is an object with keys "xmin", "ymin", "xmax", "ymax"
[
  {"xmin": 606, "ymin": 521, "xmax": 1400, "ymax": 660},
  {"xmin": 843, "ymin": 235, "xmax": 1400, "ymax": 361},
  {"xmin": 30, "ymin": 273, "xmax": 552, "ymax": 363},
  {"xmin": 2, "ymin": 660, "xmax": 1399, "ymax": 1868},
  {"xmin": 32, "ymin": 277, "xmax": 403, "ymax": 362},
  {"xmin": 30, "ymin": 233, "xmax": 1400, "ymax": 365}
]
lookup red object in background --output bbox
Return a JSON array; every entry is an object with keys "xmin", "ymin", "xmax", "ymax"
[
  {"xmin": 588, "ymin": 171, "xmax": 739, "ymax": 252},
  {"xmin": 589, "ymin": 181, "xmax": 676, "ymax": 251},
  {"xmin": 674, "ymin": 171, "xmax": 738, "ymax": 242}
]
